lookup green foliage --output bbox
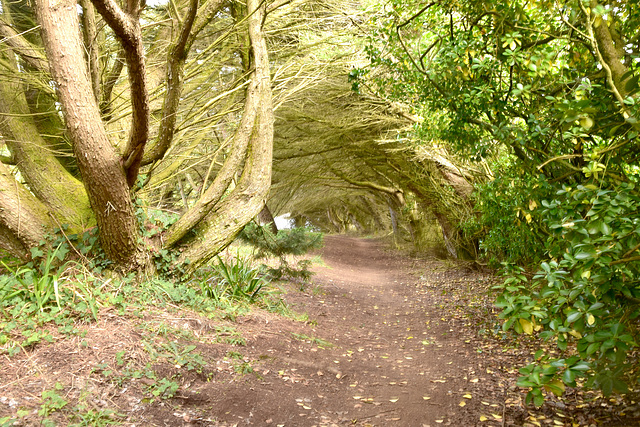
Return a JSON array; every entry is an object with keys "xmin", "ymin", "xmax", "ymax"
[
  {"xmin": 145, "ymin": 341, "xmax": 207, "ymax": 373},
  {"xmin": 465, "ymin": 171, "xmax": 552, "ymax": 266},
  {"xmin": 496, "ymin": 180, "xmax": 640, "ymax": 404},
  {"xmin": 198, "ymin": 254, "xmax": 268, "ymax": 302},
  {"xmin": 148, "ymin": 377, "xmax": 180, "ymax": 399},
  {"xmin": 359, "ymin": 0, "xmax": 640, "ymax": 405},
  {"xmin": 1, "ymin": 244, "xmax": 66, "ymax": 313},
  {"xmin": 69, "ymin": 406, "xmax": 121, "ymax": 426},
  {"xmin": 239, "ymin": 222, "xmax": 323, "ymax": 281},
  {"xmin": 39, "ymin": 383, "xmax": 68, "ymax": 417},
  {"xmin": 0, "ymin": 257, "xmax": 103, "ymax": 354}
]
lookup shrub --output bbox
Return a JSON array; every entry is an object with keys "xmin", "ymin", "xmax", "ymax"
[{"xmin": 239, "ymin": 222, "xmax": 323, "ymax": 281}]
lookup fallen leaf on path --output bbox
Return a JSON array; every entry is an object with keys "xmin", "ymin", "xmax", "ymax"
[
  {"xmin": 462, "ymin": 393, "xmax": 472, "ymax": 399},
  {"xmin": 389, "ymin": 398, "xmax": 399, "ymax": 402}
]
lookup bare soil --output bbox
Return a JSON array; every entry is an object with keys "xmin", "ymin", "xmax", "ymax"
[{"xmin": 0, "ymin": 235, "xmax": 637, "ymax": 426}]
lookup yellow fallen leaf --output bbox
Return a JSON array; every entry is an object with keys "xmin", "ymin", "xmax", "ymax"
[
  {"xmin": 459, "ymin": 401, "xmax": 466, "ymax": 407},
  {"xmin": 480, "ymin": 415, "xmax": 488, "ymax": 421},
  {"xmin": 463, "ymin": 393, "xmax": 472, "ymax": 399},
  {"xmin": 469, "ymin": 378, "xmax": 479, "ymax": 383},
  {"xmin": 422, "ymin": 396, "xmax": 431, "ymax": 400},
  {"xmin": 389, "ymin": 398, "xmax": 399, "ymax": 403},
  {"xmin": 587, "ymin": 314, "xmax": 595, "ymax": 326},
  {"xmin": 492, "ymin": 413, "xmax": 503, "ymax": 420}
]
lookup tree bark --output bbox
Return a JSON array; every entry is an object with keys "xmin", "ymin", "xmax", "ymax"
[
  {"xmin": 0, "ymin": 77, "xmax": 93, "ymax": 231},
  {"xmin": 34, "ymin": 0, "xmax": 143, "ymax": 268},
  {"xmin": 0, "ymin": 19, "xmax": 49, "ymax": 72},
  {"xmin": 258, "ymin": 204, "xmax": 279, "ymax": 234},
  {"xmin": 91, "ymin": 0, "xmax": 149, "ymax": 187},
  {"xmin": 80, "ymin": 0, "xmax": 101, "ymax": 103},
  {"xmin": 0, "ymin": 163, "xmax": 54, "ymax": 258}
]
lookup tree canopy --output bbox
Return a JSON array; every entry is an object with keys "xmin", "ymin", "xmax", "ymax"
[
  {"xmin": 349, "ymin": 0, "xmax": 640, "ymax": 404},
  {"xmin": 1, "ymin": 0, "xmax": 639, "ymax": 406}
]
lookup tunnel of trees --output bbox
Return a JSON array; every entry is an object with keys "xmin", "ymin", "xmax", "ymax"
[{"xmin": 1, "ymin": 0, "xmax": 639, "ymax": 404}]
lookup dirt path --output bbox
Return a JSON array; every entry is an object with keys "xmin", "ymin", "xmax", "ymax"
[
  {"xmin": 203, "ymin": 235, "xmax": 490, "ymax": 426},
  {"xmin": 3, "ymin": 235, "xmax": 631, "ymax": 426}
]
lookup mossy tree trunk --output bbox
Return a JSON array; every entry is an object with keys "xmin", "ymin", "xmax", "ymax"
[{"xmin": 0, "ymin": 0, "xmax": 274, "ymax": 274}]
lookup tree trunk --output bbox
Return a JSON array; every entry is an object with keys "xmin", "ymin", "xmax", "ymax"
[
  {"xmin": 0, "ymin": 163, "xmax": 54, "ymax": 258},
  {"xmin": 177, "ymin": 0, "xmax": 274, "ymax": 273},
  {"xmin": 34, "ymin": 0, "xmax": 144, "ymax": 269},
  {"xmin": 0, "ymin": 58, "xmax": 93, "ymax": 232},
  {"xmin": 258, "ymin": 204, "xmax": 279, "ymax": 234}
]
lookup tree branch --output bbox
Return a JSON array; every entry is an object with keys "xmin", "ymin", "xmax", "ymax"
[
  {"xmin": 79, "ymin": 0, "xmax": 101, "ymax": 103},
  {"xmin": 100, "ymin": 50, "xmax": 125, "ymax": 119},
  {"xmin": 0, "ymin": 19, "xmax": 49, "ymax": 72},
  {"xmin": 91, "ymin": 0, "xmax": 149, "ymax": 187}
]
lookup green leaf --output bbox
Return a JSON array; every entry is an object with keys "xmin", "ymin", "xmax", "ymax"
[
  {"xmin": 30, "ymin": 247, "xmax": 44, "ymax": 259},
  {"xmin": 571, "ymin": 362, "xmax": 591, "ymax": 371},
  {"xmin": 574, "ymin": 251, "xmax": 595, "ymax": 260},
  {"xmin": 625, "ymin": 74, "xmax": 640, "ymax": 93},
  {"xmin": 566, "ymin": 311, "xmax": 582, "ymax": 323},
  {"xmin": 586, "ymin": 342, "xmax": 600, "ymax": 356},
  {"xmin": 563, "ymin": 369, "xmax": 576, "ymax": 385}
]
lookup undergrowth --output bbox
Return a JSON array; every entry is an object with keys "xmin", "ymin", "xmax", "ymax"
[
  {"xmin": 0, "ymin": 220, "xmax": 321, "ymax": 425},
  {"xmin": 239, "ymin": 222, "xmax": 323, "ymax": 284}
]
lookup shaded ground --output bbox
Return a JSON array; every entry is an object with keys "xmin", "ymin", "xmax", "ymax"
[{"xmin": 1, "ymin": 235, "xmax": 637, "ymax": 426}]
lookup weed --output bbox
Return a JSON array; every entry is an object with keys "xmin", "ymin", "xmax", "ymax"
[
  {"xmin": 0, "ymin": 244, "xmax": 67, "ymax": 313},
  {"xmin": 225, "ymin": 350, "xmax": 244, "ymax": 360},
  {"xmin": 0, "ymin": 417, "xmax": 16, "ymax": 427},
  {"xmin": 291, "ymin": 333, "xmax": 334, "ymax": 348},
  {"xmin": 137, "ymin": 320, "xmax": 196, "ymax": 341},
  {"xmin": 39, "ymin": 383, "xmax": 68, "ymax": 417},
  {"xmin": 148, "ymin": 377, "xmax": 179, "ymax": 399},
  {"xmin": 199, "ymin": 254, "xmax": 268, "ymax": 302},
  {"xmin": 69, "ymin": 406, "xmax": 121, "ymax": 426},
  {"xmin": 234, "ymin": 362, "xmax": 254, "ymax": 375},
  {"xmin": 215, "ymin": 326, "xmax": 246, "ymax": 346},
  {"xmin": 158, "ymin": 341, "xmax": 207, "ymax": 373}
]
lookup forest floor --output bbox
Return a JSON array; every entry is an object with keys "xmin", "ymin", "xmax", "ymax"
[{"xmin": 0, "ymin": 235, "xmax": 638, "ymax": 426}]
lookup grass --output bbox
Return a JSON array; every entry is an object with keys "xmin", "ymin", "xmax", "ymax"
[
  {"xmin": 0, "ymin": 239, "xmax": 317, "ymax": 425},
  {"xmin": 291, "ymin": 333, "xmax": 335, "ymax": 348}
]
